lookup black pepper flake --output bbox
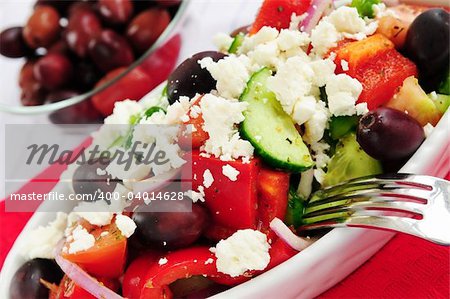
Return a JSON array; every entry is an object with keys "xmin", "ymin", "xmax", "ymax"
[{"xmin": 286, "ymin": 138, "xmax": 292, "ymax": 144}]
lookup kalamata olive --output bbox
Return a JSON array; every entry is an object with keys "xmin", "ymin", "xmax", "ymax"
[
  {"xmin": 64, "ymin": 8, "xmax": 102, "ymax": 57},
  {"xmin": 404, "ymin": 8, "xmax": 449, "ymax": 92},
  {"xmin": 47, "ymin": 39, "xmax": 70, "ymax": 55},
  {"xmin": 357, "ymin": 107, "xmax": 424, "ymax": 161},
  {"xmin": 9, "ymin": 258, "xmax": 63, "ymax": 299},
  {"xmin": 46, "ymin": 89, "xmax": 78, "ymax": 103},
  {"xmin": 47, "ymin": 90, "xmax": 103, "ymax": 124},
  {"xmin": 67, "ymin": 1, "xmax": 95, "ymax": 16},
  {"xmin": 34, "ymin": 53, "xmax": 73, "ymax": 90},
  {"xmin": 74, "ymin": 61, "xmax": 102, "ymax": 89},
  {"xmin": 132, "ymin": 200, "xmax": 209, "ymax": 249},
  {"xmin": 19, "ymin": 60, "xmax": 36, "ymax": 88},
  {"xmin": 167, "ymin": 51, "xmax": 226, "ymax": 104},
  {"xmin": 98, "ymin": 0, "xmax": 133, "ymax": 24},
  {"xmin": 21, "ymin": 82, "xmax": 47, "ymax": 106},
  {"xmin": 0, "ymin": 27, "xmax": 31, "ymax": 58},
  {"xmin": 20, "ymin": 65, "xmax": 47, "ymax": 106},
  {"xmin": 230, "ymin": 24, "xmax": 251, "ymax": 37},
  {"xmin": 73, "ymin": 158, "xmax": 117, "ymax": 196},
  {"xmin": 126, "ymin": 8, "xmax": 170, "ymax": 54},
  {"xmin": 35, "ymin": 0, "xmax": 74, "ymax": 15},
  {"xmin": 88, "ymin": 29, "xmax": 134, "ymax": 72},
  {"xmin": 23, "ymin": 5, "xmax": 61, "ymax": 48}
]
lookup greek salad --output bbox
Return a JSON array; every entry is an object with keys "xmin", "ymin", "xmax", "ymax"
[{"xmin": 8, "ymin": 0, "xmax": 449, "ymax": 298}]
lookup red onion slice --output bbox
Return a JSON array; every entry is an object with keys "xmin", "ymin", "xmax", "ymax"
[
  {"xmin": 55, "ymin": 249, "xmax": 124, "ymax": 299},
  {"xmin": 132, "ymin": 167, "xmax": 181, "ymax": 194},
  {"xmin": 300, "ymin": 0, "xmax": 333, "ymax": 34},
  {"xmin": 270, "ymin": 218, "xmax": 313, "ymax": 251}
]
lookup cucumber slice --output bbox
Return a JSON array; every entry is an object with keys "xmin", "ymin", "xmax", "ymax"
[
  {"xmin": 240, "ymin": 68, "xmax": 314, "ymax": 172},
  {"xmin": 228, "ymin": 33, "xmax": 245, "ymax": 54},
  {"xmin": 285, "ymin": 187, "xmax": 305, "ymax": 228},
  {"xmin": 430, "ymin": 93, "xmax": 450, "ymax": 114},
  {"xmin": 329, "ymin": 115, "xmax": 359, "ymax": 140},
  {"xmin": 323, "ymin": 133, "xmax": 382, "ymax": 187}
]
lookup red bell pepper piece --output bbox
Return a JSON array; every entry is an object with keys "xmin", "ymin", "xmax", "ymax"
[
  {"xmin": 250, "ymin": 0, "xmax": 311, "ymax": 34},
  {"xmin": 122, "ymin": 251, "xmax": 161, "ymax": 299},
  {"xmin": 267, "ymin": 237, "xmax": 299, "ymax": 270},
  {"xmin": 352, "ymin": 49, "xmax": 418, "ymax": 110},
  {"xmin": 139, "ymin": 247, "xmax": 242, "ymax": 299},
  {"xmin": 186, "ymin": 151, "xmax": 261, "ymax": 231},
  {"xmin": 332, "ymin": 35, "xmax": 418, "ymax": 110},
  {"xmin": 257, "ymin": 167, "xmax": 290, "ymax": 241}
]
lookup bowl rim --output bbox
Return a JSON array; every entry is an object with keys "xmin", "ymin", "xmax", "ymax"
[{"xmin": 0, "ymin": 0, "xmax": 191, "ymax": 115}]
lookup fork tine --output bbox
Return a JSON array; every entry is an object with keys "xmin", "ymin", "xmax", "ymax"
[
  {"xmin": 306, "ymin": 187, "xmax": 432, "ymax": 214},
  {"xmin": 301, "ymin": 215, "xmax": 419, "ymax": 237},
  {"xmin": 308, "ymin": 174, "xmax": 435, "ymax": 204},
  {"xmin": 303, "ymin": 200, "xmax": 425, "ymax": 222}
]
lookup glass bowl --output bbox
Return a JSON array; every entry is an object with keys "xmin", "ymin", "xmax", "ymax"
[{"xmin": 0, "ymin": 0, "xmax": 191, "ymax": 119}]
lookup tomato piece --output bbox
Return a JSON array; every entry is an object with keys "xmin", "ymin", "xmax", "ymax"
[
  {"xmin": 333, "ymin": 35, "xmax": 418, "ymax": 110},
  {"xmin": 184, "ymin": 151, "xmax": 261, "ymax": 234},
  {"xmin": 257, "ymin": 167, "xmax": 290, "ymax": 241},
  {"xmin": 140, "ymin": 247, "xmax": 239, "ymax": 299},
  {"xmin": 178, "ymin": 96, "xmax": 209, "ymax": 150},
  {"xmin": 250, "ymin": 0, "xmax": 311, "ymax": 34},
  {"xmin": 353, "ymin": 49, "xmax": 418, "ymax": 110},
  {"xmin": 203, "ymin": 223, "xmax": 239, "ymax": 242},
  {"xmin": 50, "ymin": 275, "xmax": 118, "ymax": 299},
  {"xmin": 123, "ymin": 251, "xmax": 161, "ymax": 299},
  {"xmin": 266, "ymin": 237, "xmax": 298, "ymax": 270},
  {"xmin": 62, "ymin": 223, "xmax": 127, "ymax": 278},
  {"xmin": 52, "ymin": 275, "xmax": 95, "ymax": 299},
  {"xmin": 91, "ymin": 66, "xmax": 154, "ymax": 116},
  {"xmin": 333, "ymin": 34, "xmax": 394, "ymax": 73}
]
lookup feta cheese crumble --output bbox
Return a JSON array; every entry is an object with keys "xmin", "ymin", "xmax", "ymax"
[
  {"xmin": 199, "ymin": 55, "xmax": 250, "ymax": 99},
  {"xmin": 213, "ymin": 229, "xmax": 271, "ymax": 277},
  {"xmin": 115, "ymin": 214, "xmax": 137, "ymax": 238},
  {"xmin": 22, "ymin": 212, "xmax": 67, "ymax": 259},
  {"xmin": 203, "ymin": 169, "xmax": 214, "ymax": 188},
  {"xmin": 158, "ymin": 257, "xmax": 168, "ymax": 265},
  {"xmin": 326, "ymin": 74, "xmax": 363, "ymax": 116},
  {"xmin": 199, "ymin": 94, "xmax": 254, "ymax": 161},
  {"xmin": 68, "ymin": 225, "xmax": 95, "ymax": 254},
  {"xmin": 205, "ymin": 258, "xmax": 214, "ymax": 265},
  {"xmin": 311, "ymin": 6, "xmax": 378, "ymax": 57},
  {"xmin": 222, "ymin": 164, "xmax": 240, "ymax": 181}
]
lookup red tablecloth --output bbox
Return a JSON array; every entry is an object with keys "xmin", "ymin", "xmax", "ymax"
[{"xmin": 1, "ymin": 167, "xmax": 449, "ymax": 298}]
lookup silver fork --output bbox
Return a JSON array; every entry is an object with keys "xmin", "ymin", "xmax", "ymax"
[{"xmin": 301, "ymin": 173, "xmax": 450, "ymax": 245}]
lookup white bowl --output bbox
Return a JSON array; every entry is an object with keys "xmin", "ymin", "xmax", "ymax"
[{"xmin": 1, "ymin": 2, "xmax": 449, "ymax": 298}]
